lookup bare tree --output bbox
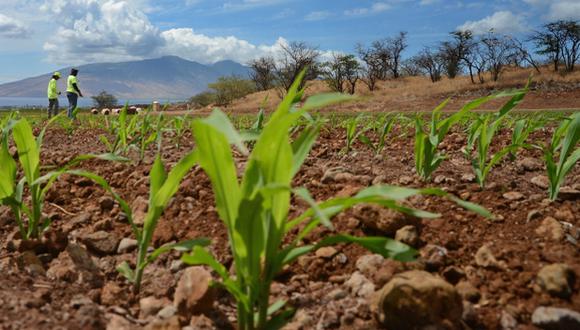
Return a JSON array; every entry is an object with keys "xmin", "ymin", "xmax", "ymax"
[
  {"xmin": 321, "ymin": 54, "xmax": 360, "ymax": 94},
  {"xmin": 276, "ymin": 41, "xmax": 320, "ymax": 92},
  {"xmin": 356, "ymin": 43, "xmax": 383, "ymax": 91},
  {"xmin": 412, "ymin": 48, "xmax": 445, "ymax": 83},
  {"xmin": 248, "ymin": 57, "xmax": 276, "ymax": 91},
  {"xmin": 512, "ymin": 37, "xmax": 541, "ymax": 73},
  {"xmin": 480, "ymin": 32, "xmax": 518, "ymax": 81},
  {"xmin": 388, "ymin": 31, "xmax": 408, "ymax": 78},
  {"xmin": 401, "ymin": 58, "xmax": 422, "ymax": 76},
  {"xmin": 530, "ymin": 20, "xmax": 580, "ymax": 72},
  {"xmin": 465, "ymin": 41, "xmax": 488, "ymax": 84}
]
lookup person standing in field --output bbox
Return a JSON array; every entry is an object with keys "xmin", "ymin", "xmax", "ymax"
[
  {"xmin": 47, "ymin": 71, "xmax": 61, "ymax": 118},
  {"xmin": 66, "ymin": 68, "xmax": 83, "ymax": 119}
]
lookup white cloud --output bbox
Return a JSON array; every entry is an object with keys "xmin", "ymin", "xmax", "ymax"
[
  {"xmin": 457, "ymin": 11, "xmax": 528, "ymax": 35},
  {"xmin": 305, "ymin": 11, "xmax": 332, "ymax": 21},
  {"xmin": 0, "ymin": 14, "xmax": 31, "ymax": 38},
  {"xmin": 419, "ymin": 0, "xmax": 439, "ymax": 5},
  {"xmin": 42, "ymin": 0, "xmax": 164, "ymax": 64},
  {"xmin": 345, "ymin": 2, "xmax": 391, "ymax": 16},
  {"xmin": 159, "ymin": 29, "xmax": 287, "ymax": 64},
  {"xmin": 523, "ymin": 0, "xmax": 580, "ymax": 21}
]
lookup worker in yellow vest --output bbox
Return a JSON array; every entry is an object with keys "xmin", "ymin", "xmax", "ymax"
[
  {"xmin": 66, "ymin": 68, "xmax": 83, "ymax": 119},
  {"xmin": 47, "ymin": 71, "xmax": 61, "ymax": 118}
]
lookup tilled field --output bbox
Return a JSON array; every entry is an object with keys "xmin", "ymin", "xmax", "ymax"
[{"xmin": 0, "ymin": 124, "xmax": 579, "ymax": 330}]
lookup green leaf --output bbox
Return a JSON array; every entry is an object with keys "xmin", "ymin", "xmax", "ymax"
[
  {"xmin": 147, "ymin": 238, "xmax": 211, "ymax": 265},
  {"xmin": 202, "ymin": 109, "xmax": 249, "ymax": 155},
  {"xmin": 117, "ymin": 261, "xmax": 135, "ymax": 282},
  {"xmin": 291, "ymin": 123, "xmax": 320, "ymax": 177}
]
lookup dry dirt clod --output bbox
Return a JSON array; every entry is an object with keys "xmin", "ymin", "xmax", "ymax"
[
  {"xmin": 531, "ymin": 306, "xmax": 580, "ymax": 330},
  {"xmin": 503, "ymin": 191, "xmax": 524, "ymax": 201},
  {"xmin": 353, "ymin": 204, "xmax": 420, "ymax": 236},
  {"xmin": 355, "ymin": 254, "xmax": 384, "ymax": 278},
  {"xmin": 535, "ymin": 217, "xmax": 565, "ymax": 241},
  {"xmin": 395, "ymin": 225, "xmax": 419, "ymax": 247},
  {"xmin": 537, "ymin": 263, "xmax": 575, "ymax": 299},
  {"xmin": 531, "ymin": 175, "xmax": 550, "ymax": 189},
  {"xmin": 80, "ymin": 231, "xmax": 121, "ymax": 256},
  {"xmin": 140, "ymin": 296, "xmax": 170, "ymax": 318},
  {"xmin": 474, "ymin": 244, "xmax": 506, "ymax": 270},
  {"xmin": 456, "ymin": 281, "xmax": 481, "ymax": 303},
  {"xmin": 517, "ymin": 157, "xmax": 543, "ymax": 172},
  {"xmin": 398, "ymin": 175, "xmax": 414, "ymax": 185},
  {"xmin": 372, "ymin": 270, "xmax": 463, "ymax": 329},
  {"xmin": 344, "ymin": 272, "xmax": 375, "ymax": 299},
  {"xmin": 315, "ymin": 247, "xmax": 338, "ymax": 259},
  {"xmin": 117, "ymin": 238, "xmax": 138, "ymax": 254},
  {"xmin": 500, "ymin": 310, "xmax": 518, "ymax": 330},
  {"xmin": 100, "ymin": 282, "xmax": 126, "ymax": 306},
  {"xmin": 174, "ymin": 267, "xmax": 215, "ymax": 318}
]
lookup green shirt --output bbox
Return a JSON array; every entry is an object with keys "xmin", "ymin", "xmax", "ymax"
[
  {"xmin": 67, "ymin": 75, "xmax": 78, "ymax": 94},
  {"xmin": 47, "ymin": 78, "xmax": 59, "ymax": 99}
]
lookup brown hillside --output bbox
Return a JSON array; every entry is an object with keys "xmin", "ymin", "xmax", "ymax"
[{"xmin": 176, "ymin": 66, "xmax": 580, "ymax": 115}]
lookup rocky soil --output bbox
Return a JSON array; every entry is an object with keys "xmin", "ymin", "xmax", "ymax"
[{"xmin": 0, "ymin": 124, "xmax": 579, "ymax": 330}]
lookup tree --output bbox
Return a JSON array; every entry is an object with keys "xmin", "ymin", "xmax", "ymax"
[
  {"xmin": 91, "ymin": 91, "xmax": 118, "ymax": 109},
  {"xmin": 512, "ymin": 37, "xmax": 541, "ymax": 73},
  {"xmin": 531, "ymin": 20, "xmax": 580, "ymax": 72},
  {"xmin": 387, "ymin": 31, "xmax": 408, "ymax": 79},
  {"xmin": 439, "ymin": 30, "xmax": 475, "ymax": 80},
  {"xmin": 412, "ymin": 48, "xmax": 445, "ymax": 83},
  {"xmin": 321, "ymin": 54, "xmax": 360, "ymax": 94},
  {"xmin": 275, "ymin": 41, "xmax": 320, "ymax": 92},
  {"xmin": 248, "ymin": 57, "xmax": 277, "ymax": 91},
  {"xmin": 480, "ymin": 32, "xmax": 518, "ymax": 81},
  {"xmin": 356, "ymin": 43, "xmax": 383, "ymax": 91},
  {"xmin": 208, "ymin": 76, "xmax": 256, "ymax": 106}
]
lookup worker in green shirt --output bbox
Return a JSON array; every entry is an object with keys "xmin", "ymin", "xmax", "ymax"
[
  {"xmin": 66, "ymin": 68, "xmax": 83, "ymax": 119},
  {"xmin": 47, "ymin": 71, "xmax": 61, "ymax": 118}
]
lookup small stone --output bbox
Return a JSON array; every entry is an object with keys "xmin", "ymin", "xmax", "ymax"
[
  {"xmin": 19, "ymin": 251, "xmax": 45, "ymax": 277},
  {"xmin": 316, "ymin": 310, "xmax": 339, "ymax": 330},
  {"xmin": 157, "ymin": 305, "xmax": 177, "ymax": 319},
  {"xmin": 456, "ymin": 281, "xmax": 481, "ymax": 303},
  {"xmin": 537, "ymin": 263, "xmax": 575, "ymax": 299},
  {"xmin": 531, "ymin": 176, "xmax": 550, "ymax": 189},
  {"xmin": 532, "ymin": 307, "xmax": 580, "ymax": 330},
  {"xmin": 106, "ymin": 313, "xmax": 134, "ymax": 330},
  {"xmin": 500, "ymin": 310, "xmax": 518, "ymax": 330},
  {"xmin": 140, "ymin": 296, "xmax": 169, "ymax": 318},
  {"xmin": 354, "ymin": 204, "xmax": 420, "ymax": 236},
  {"xmin": 536, "ymin": 217, "xmax": 564, "ymax": 241},
  {"xmin": 395, "ymin": 225, "xmax": 419, "ymax": 247},
  {"xmin": 461, "ymin": 173, "xmax": 476, "ymax": 183},
  {"xmin": 399, "ymin": 176, "xmax": 413, "ymax": 185},
  {"xmin": 355, "ymin": 254, "xmax": 384, "ymax": 277},
  {"xmin": 421, "ymin": 244, "xmax": 448, "ymax": 271},
  {"xmin": 189, "ymin": 314, "xmax": 216, "ymax": 329},
  {"xmin": 81, "ymin": 231, "xmax": 120, "ymax": 255},
  {"xmin": 70, "ymin": 295, "xmax": 93, "ymax": 308},
  {"xmin": 146, "ymin": 315, "xmax": 180, "ymax": 330},
  {"xmin": 315, "ymin": 247, "xmax": 338, "ymax": 259},
  {"xmin": 344, "ymin": 272, "xmax": 375, "ymax": 298},
  {"xmin": 518, "ymin": 157, "xmax": 543, "ymax": 171},
  {"xmin": 174, "ymin": 267, "xmax": 214, "ymax": 318},
  {"xmin": 117, "ymin": 238, "xmax": 138, "ymax": 254},
  {"xmin": 557, "ymin": 187, "xmax": 580, "ymax": 201},
  {"xmin": 554, "ymin": 209, "xmax": 575, "ymax": 222},
  {"xmin": 474, "ymin": 245, "xmax": 505, "ymax": 269},
  {"xmin": 99, "ymin": 196, "xmax": 115, "ymax": 212},
  {"xmin": 373, "ymin": 270, "xmax": 463, "ymax": 329},
  {"xmin": 503, "ymin": 191, "xmax": 524, "ymax": 201}
]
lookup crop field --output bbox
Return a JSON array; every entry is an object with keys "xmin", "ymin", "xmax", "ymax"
[{"xmin": 0, "ymin": 80, "xmax": 579, "ymax": 330}]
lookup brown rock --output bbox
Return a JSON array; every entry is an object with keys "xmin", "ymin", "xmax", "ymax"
[
  {"xmin": 531, "ymin": 175, "xmax": 550, "ymax": 189},
  {"xmin": 395, "ymin": 225, "xmax": 419, "ymax": 247},
  {"xmin": 537, "ymin": 263, "xmax": 575, "ymax": 299},
  {"xmin": 140, "ymin": 296, "xmax": 170, "ymax": 318},
  {"xmin": 174, "ymin": 267, "xmax": 214, "ymax": 318},
  {"xmin": 354, "ymin": 204, "xmax": 420, "ymax": 236},
  {"xmin": 145, "ymin": 316, "xmax": 181, "ymax": 330},
  {"xmin": 101, "ymin": 282, "xmax": 126, "ymax": 306},
  {"xmin": 456, "ymin": 281, "xmax": 481, "ymax": 303},
  {"xmin": 503, "ymin": 191, "xmax": 524, "ymax": 201},
  {"xmin": 315, "ymin": 247, "xmax": 338, "ymax": 259},
  {"xmin": 81, "ymin": 231, "xmax": 120, "ymax": 255},
  {"xmin": 474, "ymin": 245, "xmax": 506, "ymax": 269},
  {"xmin": 189, "ymin": 314, "xmax": 216, "ymax": 329},
  {"xmin": 373, "ymin": 270, "xmax": 463, "ymax": 329},
  {"xmin": 536, "ymin": 217, "xmax": 564, "ymax": 241}
]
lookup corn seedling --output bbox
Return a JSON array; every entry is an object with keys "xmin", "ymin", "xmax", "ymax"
[
  {"xmin": 509, "ymin": 117, "xmax": 541, "ymax": 160},
  {"xmin": 469, "ymin": 88, "xmax": 528, "ymax": 188},
  {"xmin": 181, "ymin": 72, "xmax": 491, "ymax": 330},
  {"xmin": 0, "ymin": 115, "xmax": 123, "ymax": 239},
  {"xmin": 56, "ymin": 151, "xmax": 207, "ymax": 293},
  {"xmin": 359, "ymin": 114, "xmax": 397, "ymax": 155},
  {"xmin": 344, "ymin": 114, "xmax": 366, "ymax": 153},
  {"xmin": 415, "ymin": 89, "xmax": 526, "ymax": 181},
  {"xmin": 539, "ymin": 112, "xmax": 580, "ymax": 200}
]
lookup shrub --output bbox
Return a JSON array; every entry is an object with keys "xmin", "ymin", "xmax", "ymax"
[
  {"xmin": 92, "ymin": 91, "xmax": 118, "ymax": 109},
  {"xmin": 208, "ymin": 76, "xmax": 256, "ymax": 106}
]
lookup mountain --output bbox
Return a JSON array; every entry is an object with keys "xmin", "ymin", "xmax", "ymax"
[{"xmin": 0, "ymin": 56, "xmax": 250, "ymax": 99}]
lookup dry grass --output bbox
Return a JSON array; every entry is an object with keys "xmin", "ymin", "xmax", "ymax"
[{"xmin": 197, "ymin": 66, "xmax": 580, "ymax": 115}]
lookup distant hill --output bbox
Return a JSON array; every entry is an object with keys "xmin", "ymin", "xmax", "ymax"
[{"xmin": 0, "ymin": 56, "xmax": 250, "ymax": 99}]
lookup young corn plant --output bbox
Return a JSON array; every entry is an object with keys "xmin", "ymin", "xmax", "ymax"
[
  {"xmin": 509, "ymin": 117, "xmax": 541, "ymax": 160},
  {"xmin": 539, "ymin": 112, "xmax": 580, "ymax": 200},
  {"xmin": 0, "ymin": 116, "xmax": 122, "ymax": 239},
  {"xmin": 470, "ymin": 88, "xmax": 528, "ymax": 188},
  {"xmin": 55, "ymin": 150, "xmax": 207, "ymax": 293},
  {"xmin": 359, "ymin": 114, "xmax": 397, "ymax": 155},
  {"xmin": 415, "ymin": 89, "xmax": 527, "ymax": 181},
  {"xmin": 343, "ymin": 114, "xmax": 366, "ymax": 153},
  {"xmin": 180, "ymin": 73, "xmax": 491, "ymax": 330}
]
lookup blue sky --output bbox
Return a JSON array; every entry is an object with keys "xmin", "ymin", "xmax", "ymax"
[{"xmin": 0, "ymin": 0, "xmax": 579, "ymax": 83}]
